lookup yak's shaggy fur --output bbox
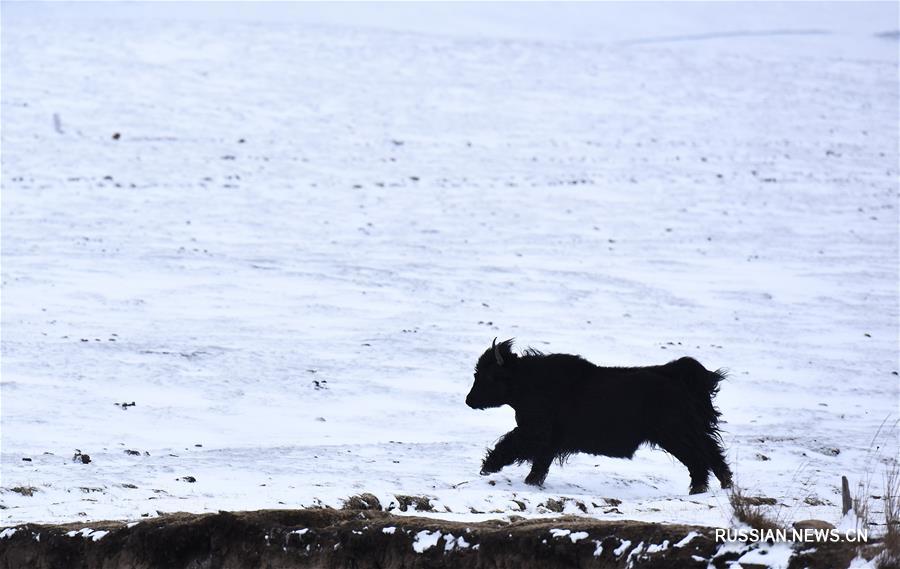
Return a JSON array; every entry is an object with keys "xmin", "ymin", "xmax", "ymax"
[{"xmin": 466, "ymin": 338, "xmax": 732, "ymax": 494}]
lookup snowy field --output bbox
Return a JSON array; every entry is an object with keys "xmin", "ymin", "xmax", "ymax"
[{"xmin": 1, "ymin": 2, "xmax": 898, "ymax": 530}]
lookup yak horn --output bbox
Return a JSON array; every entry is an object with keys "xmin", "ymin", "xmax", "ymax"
[{"xmin": 493, "ymin": 337, "xmax": 504, "ymax": 366}]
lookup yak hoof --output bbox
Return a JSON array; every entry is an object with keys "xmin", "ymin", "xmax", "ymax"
[
  {"xmin": 689, "ymin": 485, "xmax": 709, "ymax": 495},
  {"xmin": 524, "ymin": 474, "xmax": 546, "ymax": 487}
]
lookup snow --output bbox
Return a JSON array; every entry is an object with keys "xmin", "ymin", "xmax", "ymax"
[
  {"xmin": 0, "ymin": 528, "xmax": 17, "ymax": 539},
  {"xmin": 443, "ymin": 533, "xmax": 471, "ymax": 551},
  {"xmin": 593, "ymin": 540, "xmax": 603, "ymax": 556},
  {"xmin": 64, "ymin": 527, "xmax": 107, "ymax": 541},
  {"xmin": 550, "ymin": 529, "xmax": 588, "ymax": 543},
  {"xmin": 848, "ymin": 555, "xmax": 879, "ymax": 568},
  {"xmin": 675, "ymin": 531, "xmax": 700, "ymax": 547},
  {"xmin": 1, "ymin": 1, "xmax": 898, "ymax": 531},
  {"xmin": 838, "ymin": 510, "xmax": 863, "ymax": 533},
  {"xmin": 568, "ymin": 531, "xmax": 589, "ymax": 543},
  {"xmin": 412, "ymin": 530, "xmax": 441, "ymax": 553},
  {"xmin": 613, "ymin": 539, "xmax": 633, "ymax": 557},
  {"xmin": 736, "ymin": 542, "xmax": 795, "ymax": 569},
  {"xmin": 626, "ymin": 541, "xmax": 645, "ymax": 565},
  {"xmin": 382, "ymin": 526, "xmax": 396, "ymax": 535}
]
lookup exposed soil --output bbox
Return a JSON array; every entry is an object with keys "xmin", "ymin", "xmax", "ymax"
[{"xmin": 0, "ymin": 508, "xmax": 885, "ymax": 569}]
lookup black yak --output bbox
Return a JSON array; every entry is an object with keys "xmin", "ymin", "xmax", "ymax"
[{"xmin": 465, "ymin": 338, "xmax": 732, "ymax": 494}]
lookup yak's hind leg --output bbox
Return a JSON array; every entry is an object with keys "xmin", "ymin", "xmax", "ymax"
[
  {"xmin": 656, "ymin": 437, "xmax": 712, "ymax": 494},
  {"xmin": 481, "ymin": 428, "xmax": 529, "ymax": 475},
  {"xmin": 704, "ymin": 436, "xmax": 732, "ymax": 489}
]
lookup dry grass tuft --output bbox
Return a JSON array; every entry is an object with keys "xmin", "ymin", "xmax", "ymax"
[
  {"xmin": 877, "ymin": 458, "xmax": 900, "ymax": 569},
  {"xmin": 341, "ymin": 493, "xmax": 382, "ymax": 511},
  {"xmin": 728, "ymin": 483, "xmax": 781, "ymax": 532}
]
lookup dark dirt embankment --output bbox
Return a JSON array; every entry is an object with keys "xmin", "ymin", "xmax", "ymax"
[{"xmin": 0, "ymin": 508, "xmax": 880, "ymax": 569}]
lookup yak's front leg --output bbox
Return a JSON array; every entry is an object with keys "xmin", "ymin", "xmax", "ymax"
[
  {"xmin": 524, "ymin": 452, "xmax": 554, "ymax": 487},
  {"xmin": 519, "ymin": 420, "xmax": 556, "ymax": 487},
  {"xmin": 481, "ymin": 428, "xmax": 528, "ymax": 475}
]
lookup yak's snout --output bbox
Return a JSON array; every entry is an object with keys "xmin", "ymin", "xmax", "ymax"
[
  {"xmin": 465, "ymin": 389, "xmax": 479, "ymax": 409},
  {"xmin": 465, "ymin": 382, "xmax": 502, "ymax": 410}
]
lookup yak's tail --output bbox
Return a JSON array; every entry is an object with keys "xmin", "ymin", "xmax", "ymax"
[{"xmin": 666, "ymin": 357, "xmax": 726, "ymax": 429}]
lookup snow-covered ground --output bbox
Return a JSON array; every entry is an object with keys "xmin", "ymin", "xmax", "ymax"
[{"xmin": 1, "ymin": 2, "xmax": 898, "ymax": 529}]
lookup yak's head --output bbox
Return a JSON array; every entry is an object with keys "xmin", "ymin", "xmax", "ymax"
[{"xmin": 466, "ymin": 338, "xmax": 517, "ymax": 409}]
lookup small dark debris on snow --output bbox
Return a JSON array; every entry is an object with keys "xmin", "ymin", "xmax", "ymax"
[
  {"xmin": 124, "ymin": 449, "xmax": 141, "ymax": 456},
  {"xmin": 542, "ymin": 499, "xmax": 564, "ymax": 513},
  {"xmin": 115, "ymin": 401, "xmax": 136, "ymax": 410},
  {"xmin": 21, "ymin": 457, "xmax": 32, "ymax": 462},
  {"xmin": 73, "ymin": 450, "xmax": 91, "ymax": 464},
  {"xmin": 804, "ymin": 496, "xmax": 829, "ymax": 506},
  {"xmin": 540, "ymin": 497, "xmax": 587, "ymax": 513},
  {"xmin": 394, "ymin": 495, "xmax": 433, "ymax": 512},
  {"xmin": 112, "ymin": 132, "xmax": 121, "ymax": 140},
  {"xmin": 742, "ymin": 496, "xmax": 777, "ymax": 506},
  {"xmin": 178, "ymin": 476, "xmax": 197, "ymax": 483},
  {"xmin": 11, "ymin": 486, "xmax": 38, "ymax": 496}
]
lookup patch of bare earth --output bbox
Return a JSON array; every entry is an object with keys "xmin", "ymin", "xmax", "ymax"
[{"xmin": 0, "ymin": 507, "xmax": 885, "ymax": 568}]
